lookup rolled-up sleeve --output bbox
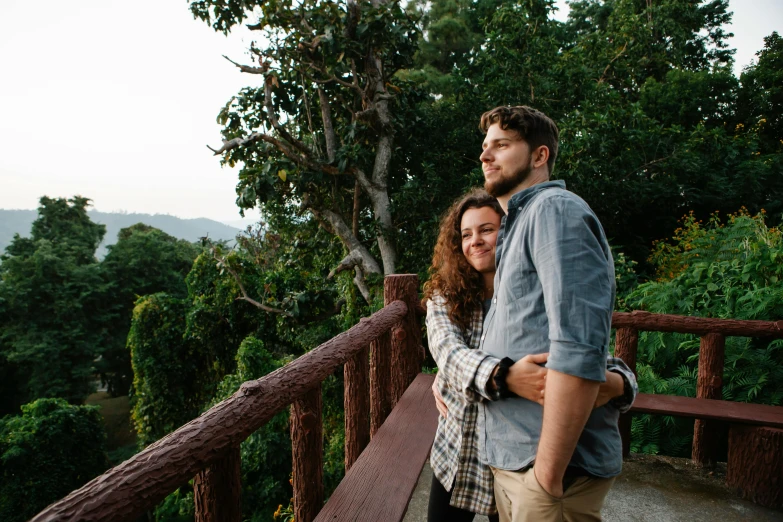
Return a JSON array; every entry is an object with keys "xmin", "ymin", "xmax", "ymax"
[
  {"xmin": 530, "ymin": 195, "xmax": 615, "ymax": 382},
  {"xmin": 426, "ymin": 297, "xmax": 499, "ymax": 403},
  {"xmin": 607, "ymin": 356, "xmax": 639, "ymax": 413}
]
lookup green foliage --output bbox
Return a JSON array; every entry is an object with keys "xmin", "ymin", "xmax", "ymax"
[
  {"xmin": 627, "ymin": 210, "xmax": 783, "ymax": 455},
  {"xmin": 216, "ymin": 337, "xmax": 292, "ymax": 522},
  {"xmin": 0, "ymin": 197, "xmax": 107, "ymax": 411},
  {"xmin": 129, "ymin": 294, "xmax": 209, "ymax": 446},
  {"xmin": 154, "ymin": 486, "xmax": 196, "ymax": 522},
  {"xmin": 0, "ymin": 399, "xmax": 109, "ymax": 522},
  {"xmin": 737, "ymin": 32, "xmax": 783, "ymax": 158},
  {"xmin": 100, "ymin": 224, "xmax": 200, "ymax": 396},
  {"xmin": 613, "ymin": 248, "xmax": 639, "ymax": 312},
  {"xmin": 399, "ymin": 0, "xmax": 782, "ymax": 270},
  {"xmin": 28, "ymin": 196, "xmax": 106, "ymax": 265},
  {"xmin": 155, "ymin": 336, "xmax": 293, "ymax": 522}
]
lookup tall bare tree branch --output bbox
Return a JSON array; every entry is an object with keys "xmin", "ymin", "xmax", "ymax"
[
  {"xmin": 318, "ymin": 87, "xmax": 337, "ymax": 162},
  {"xmin": 223, "ymin": 55, "xmax": 268, "ymax": 75},
  {"xmin": 263, "ymin": 76, "xmax": 314, "ymax": 158}
]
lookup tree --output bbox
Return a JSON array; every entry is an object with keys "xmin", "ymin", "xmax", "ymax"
[
  {"xmin": 738, "ymin": 32, "xmax": 783, "ymax": 150},
  {"xmin": 189, "ymin": 0, "xmax": 420, "ymax": 302},
  {"xmin": 128, "ymin": 293, "xmax": 203, "ymax": 446},
  {"xmin": 99, "ymin": 224, "xmax": 200, "ymax": 396},
  {"xmin": 0, "ymin": 398, "xmax": 109, "ymax": 522},
  {"xmin": 0, "ymin": 197, "xmax": 107, "ymax": 411}
]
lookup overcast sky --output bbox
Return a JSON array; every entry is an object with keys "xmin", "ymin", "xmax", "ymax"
[{"xmin": 1, "ymin": 1, "xmax": 781, "ymax": 226}]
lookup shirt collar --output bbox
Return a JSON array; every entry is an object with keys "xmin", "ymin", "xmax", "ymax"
[{"xmin": 507, "ymin": 180, "xmax": 565, "ymax": 211}]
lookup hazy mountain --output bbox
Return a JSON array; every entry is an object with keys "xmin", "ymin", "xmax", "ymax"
[{"xmin": 0, "ymin": 209, "xmax": 241, "ymax": 258}]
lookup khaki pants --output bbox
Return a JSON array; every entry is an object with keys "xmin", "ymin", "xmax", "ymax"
[{"xmin": 491, "ymin": 467, "xmax": 615, "ymax": 522}]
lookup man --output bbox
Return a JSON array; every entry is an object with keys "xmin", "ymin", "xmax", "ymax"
[{"xmin": 472, "ymin": 105, "xmax": 621, "ymax": 522}]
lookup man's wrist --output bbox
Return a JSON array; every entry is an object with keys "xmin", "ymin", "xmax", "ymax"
[
  {"xmin": 533, "ymin": 462, "xmax": 564, "ymax": 497},
  {"xmin": 492, "ymin": 357, "xmax": 517, "ymax": 399}
]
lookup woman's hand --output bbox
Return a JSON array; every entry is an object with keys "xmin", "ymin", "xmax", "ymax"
[
  {"xmin": 594, "ymin": 371, "xmax": 624, "ymax": 408},
  {"xmin": 432, "ymin": 377, "xmax": 449, "ymax": 418},
  {"xmin": 506, "ymin": 353, "xmax": 549, "ymax": 405}
]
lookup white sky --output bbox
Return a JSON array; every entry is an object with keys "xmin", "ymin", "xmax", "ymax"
[{"xmin": 1, "ymin": 1, "xmax": 781, "ymax": 225}]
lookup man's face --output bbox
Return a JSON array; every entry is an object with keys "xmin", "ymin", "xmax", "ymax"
[{"xmin": 480, "ymin": 123, "xmax": 533, "ymax": 198}]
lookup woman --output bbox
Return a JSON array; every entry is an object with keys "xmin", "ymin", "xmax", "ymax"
[{"xmin": 422, "ymin": 189, "xmax": 637, "ymax": 522}]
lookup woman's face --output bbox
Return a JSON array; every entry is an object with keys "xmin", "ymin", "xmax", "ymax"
[{"xmin": 460, "ymin": 206, "xmax": 501, "ymax": 274}]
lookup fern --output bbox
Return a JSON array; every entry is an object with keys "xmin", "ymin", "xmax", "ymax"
[{"xmin": 626, "ymin": 210, "xmax": 783, "ymax": 455}]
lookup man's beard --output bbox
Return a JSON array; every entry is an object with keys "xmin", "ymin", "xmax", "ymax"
[{"xmin": 484, "ymin": 163, "xmax": 533, "ymax": 198}]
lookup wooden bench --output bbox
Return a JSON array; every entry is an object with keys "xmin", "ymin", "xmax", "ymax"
[
  {"xmin": 316, "ymin": 373, "xmax": 438, "ymax": 522},
  {"xmin": 631, "ymin": 393, "xmax": 783, "ymax": 428},
  {"xmin": 629, "ymin": 393, "xmax": 783, "ymax": 508}
]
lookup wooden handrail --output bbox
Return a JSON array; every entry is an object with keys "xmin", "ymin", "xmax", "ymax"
[
  {"xmin": 612, "ymin": 310, "xmax": 783, "ymax": 337},
  {"xmin": 31, "ymin": 300, "xmax": 409, "ymax": 522},
  {"xmin": 613, "ymin": 310, "xmax": 783, "ymax": 467}
]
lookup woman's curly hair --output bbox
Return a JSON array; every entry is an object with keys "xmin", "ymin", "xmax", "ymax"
[{"xmin": 422, "ymin": 189, "xmax": 503, "ymax": 332}]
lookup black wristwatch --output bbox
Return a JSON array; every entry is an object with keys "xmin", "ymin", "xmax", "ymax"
[
  {"xmin": 492, "ymin": 357, "xmax": 519, "ymax": 400},
  {"xmin": 609, "ymin": 369, "xmax": 632, "ymax": 408}
]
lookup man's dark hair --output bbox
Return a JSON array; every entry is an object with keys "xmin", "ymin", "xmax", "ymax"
[{"xmin": 479, "ymin": 106, "xmax": 559, "ymax": 175}]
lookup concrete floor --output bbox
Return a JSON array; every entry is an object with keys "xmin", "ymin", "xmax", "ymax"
[{"xmin": 403, "ymin": 455, "xmax": 782, "ymax": 522}]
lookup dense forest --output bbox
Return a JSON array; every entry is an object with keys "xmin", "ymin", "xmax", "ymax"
[{"xmin": 2, "ymin": 1, "xmax": 782, "ymax": 521}]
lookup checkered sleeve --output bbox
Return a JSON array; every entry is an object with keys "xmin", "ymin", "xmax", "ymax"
[
  {"xmin": 606, "ymin": 356, "xmax": 638, "ymax": 413},
  {"xmin": 426, "ymin": 297, "xmax": 500, "ymax": 404}
]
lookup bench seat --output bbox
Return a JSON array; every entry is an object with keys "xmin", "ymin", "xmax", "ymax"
[
  {"xmin": 631, "ymin": 393, "xmax": 783, "ymax": 428},
  {"xmin": 316, "ymin": 373, "xmax": 438, "ymax": 522}
]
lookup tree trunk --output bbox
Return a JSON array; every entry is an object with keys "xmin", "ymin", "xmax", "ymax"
[
  {"xmin": 193, "ymin": 446, "xmax": 241, "ymax": 522},
  {"xmin": 727, "ymin": 425, "xmax": 783, "ymax": 508},
  {"xmin": 291, "ymin": 388, "xmax": 324, "ymax": 522},
  {"xmin": 692, "ymin": 332, "xmax": 726, "ymax": 467}
]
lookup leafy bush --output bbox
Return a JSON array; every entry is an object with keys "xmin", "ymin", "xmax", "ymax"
[
  {"xmin": 0, "ymin": 399, "xmax": 109, "ymax": 522},
  {"xmin": 627, "ymin": 210, "xmax": 783, "ymax": 455},
  {"xmin": 129, "ymin": 293, "xmax": 211, "ymax": 446}
]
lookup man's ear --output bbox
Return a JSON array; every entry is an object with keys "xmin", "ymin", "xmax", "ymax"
[{"xmin": 532, "ymin": 145, "xmax": 549, "ymax": 169}]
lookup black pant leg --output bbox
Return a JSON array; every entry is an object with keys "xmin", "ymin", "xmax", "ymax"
[{"xmin": 427, "ymin": 474, "xmax": 477, "ymax": 522}]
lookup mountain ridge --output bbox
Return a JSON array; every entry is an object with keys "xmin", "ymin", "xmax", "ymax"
[{"xmin": 0, "ymin": 209, "xmax": 243, "ymax": 258}]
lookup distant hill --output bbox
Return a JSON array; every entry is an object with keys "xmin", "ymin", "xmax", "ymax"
[{"xmin": 0, "ymin": 209, "xmax": 241, "ymax": 258}]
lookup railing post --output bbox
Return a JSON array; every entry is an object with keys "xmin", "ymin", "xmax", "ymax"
[
  {"xmin": 385, "ymin": 274, "xmax": 422, "ymax": 409},
  {"xmin": 193, "ymin": 446, "xmax": 242, "ymax": 522},
  {"xmin": 370, "ymin": 328, "xmax": 392, "ymax": 438},
  {"xmin": 291, "ymin": 387, "xmax": 323, "ymax": 522},
  {"xmin": 344, "ymin": 344, "xmax": 370, "ymax": 470},
  {"xmin": 614, "ymin": 327, "xmax": 638, "ymax": 458},
  {"xmin": 692, "ymin": 332, "xmax": 726, "ymax": 467}
]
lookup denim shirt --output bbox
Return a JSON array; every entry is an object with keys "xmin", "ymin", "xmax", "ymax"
[{"xmin": 478, "ymin": 180, "xmax": 622, "ymax": 477}]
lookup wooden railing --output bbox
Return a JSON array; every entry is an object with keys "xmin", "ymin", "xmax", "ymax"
[
  {"xmin": 612, "ymin": 310, "xmax": 783, "ymax": 465},
  {"xmin": 30, "ymin": 285, "xmax": 783, "ymax": 520},
  {"xmin": 31, "ymin": 274, "xmax": 423, "ymax": 522}
]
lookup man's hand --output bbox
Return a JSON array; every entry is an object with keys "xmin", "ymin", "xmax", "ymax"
[
  {"xmin": 533, "ymin": 464, "xmax": 564, "ymax": 498},
  {"xmin": 506, "ymin": 352, "xmax": 549, "ymax": 405},
  {"xmin": 594, "ymin": 371, "xmax": 624, "ymax": 408},
  {"xmin": 432, "ymin": 377, "xmax": 448, "ymax": 418}
]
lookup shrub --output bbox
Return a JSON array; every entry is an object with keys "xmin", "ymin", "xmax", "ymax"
[
  {"xmin": 627, "ymin": 210, "xmax": 783, "ymax": 455},
  {"xmin": 0, "ymin": 398, "xmax": 109, "ymax": 522}
]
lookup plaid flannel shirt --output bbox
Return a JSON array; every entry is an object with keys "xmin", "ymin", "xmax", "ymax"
[{"xmin": 426, "ymin": 296, "xmax": 638, "ymax": 516}]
